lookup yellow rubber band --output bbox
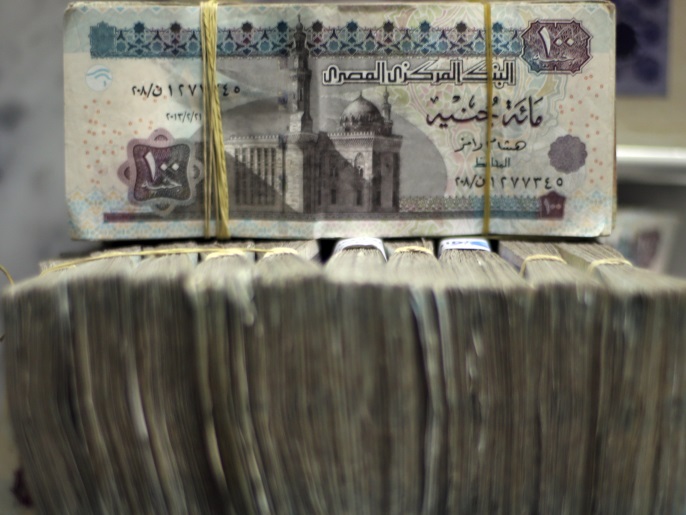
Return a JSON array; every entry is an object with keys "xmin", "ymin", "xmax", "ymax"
[
  {"xmin": 38, "ymin": 246, "xmax": 308, "ymax": 275},
  {"xmin": 519, "ymin": 254, "xmax": 566, "ymax": 276},
  {"xmin": 260, "ymin": 247, "xmax": 300, "ymax": 257},
  {"xmin": 587, "ymin": 257, "xmax": 633, "ymax": 275},
  {"xmin": 204, "ymin": 248, "xmax": 254, "ymax": 261},
  {"xmin": 393, "ymin": 246, "xmax": 434, "ymax": 256},
  {"xmin": 201, "ymin": 0, "xmax": 230, "ymax": 239},
  {"xmin": 464, "ymin": 1, "xmax": 493, "ymax": 233},
  {"xmin": 483, "ymin": 2, "xmax": 493, "ymax": 235},
  {"xmin": 204, "ymin": 247, "xmax": 299, "ymax": 261}
]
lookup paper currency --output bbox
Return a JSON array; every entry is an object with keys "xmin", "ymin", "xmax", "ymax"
[
  {"xmin": 499, "ymin": 241, "xmax": 601, "ymax": 515},
  {"xmin": 554, "ymin": 242, "xmax": 686, "ymax": 515},
  {"xmin": 6, "ymin": 240, "xmax": 686, "ymax": 514},
  {"xmin": 64, "ymin": 1, "xmax": 616, "ymax": 240}
]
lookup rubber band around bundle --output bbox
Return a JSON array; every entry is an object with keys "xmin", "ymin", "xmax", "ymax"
[
  {"xmin": 39, "ymin": 247, "xmax": 303, "ymax": 275},
  {"xmin": 587, "ymin": 257, "xmax": 633, "ymax": 275},
  {"xmin": 519, "ymin": 254, "xmax": 566, "ymax": 276},
  {"xmin": 393, "ymin": 246, "xmax": 434, "ymax": 256},
  {"xmin": 201, "ymin": 0, "xmax": 230, "ymax": 239},
  {"xmin": 463, "ymin": 1, "xmax": 493, "ymax": 234},
  {"xmin": 256, "ymin": 247, "xmax": 300, "ymax": 257},
  {"xmin": 205, "ymin": 247, "xmax": 300, "ymax": 260},
  {"xmin": 482, "ymin": 1, "xmax": 494, "ymax": 235}
]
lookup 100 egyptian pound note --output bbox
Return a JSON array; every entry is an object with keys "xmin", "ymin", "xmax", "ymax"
[{"xmin": 64, "ymin": 1, "xmax": 615, "ymax": 240}]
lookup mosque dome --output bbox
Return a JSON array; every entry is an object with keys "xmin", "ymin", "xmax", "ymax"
[{"xmin": 340, "ymin": 94, "xmax": 386, "ymax": 133}]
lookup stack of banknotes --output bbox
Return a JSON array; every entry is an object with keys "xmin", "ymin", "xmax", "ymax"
[
  {"xmin": 4, "ymin": 239, "xmax": 686, "ymax": 514},
  {"xmin": 64, "ymin": 0, "xmax": 616, "ymax": 240}
]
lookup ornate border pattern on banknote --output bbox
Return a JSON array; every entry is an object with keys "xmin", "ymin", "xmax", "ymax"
[{"xmin": 89, "ymin": 20, "xmax": 523, "ymax": 59}]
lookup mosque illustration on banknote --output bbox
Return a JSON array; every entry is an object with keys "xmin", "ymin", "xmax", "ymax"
[
  {"xmin": 108, "ymin": 14, "xmax": 595, "ymax": 225},
  {"xmin": 222, "ymin": 18, "xmax": 404, "ymax": 216}
]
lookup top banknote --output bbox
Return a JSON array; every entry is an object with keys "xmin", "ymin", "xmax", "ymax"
[{"xmin": 64, "ymin": 1, "xmax": 615, "ymax": 240}]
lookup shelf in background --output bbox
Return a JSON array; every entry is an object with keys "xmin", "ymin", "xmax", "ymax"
[{"xmin": 617, "ymin": 146, "xmax": 686, "ymax": 186}]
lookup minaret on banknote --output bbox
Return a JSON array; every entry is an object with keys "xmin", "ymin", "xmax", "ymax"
[{"xmin": 285, "ymin": 16, "xmax": 316, "ymax": 213}]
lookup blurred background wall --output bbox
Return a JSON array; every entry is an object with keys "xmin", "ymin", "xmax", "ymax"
[{"xmin": 0, "ymin": 0, "xmax": 93, "ymax": 285}]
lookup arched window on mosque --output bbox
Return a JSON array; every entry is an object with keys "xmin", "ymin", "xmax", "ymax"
[
  {"xmin": 354, "ymin": 153, "xmax": 365, "ymax": 175},
  {"xmin": 354, "ymin": 154, "xmax": 364, "ymax": 206}
]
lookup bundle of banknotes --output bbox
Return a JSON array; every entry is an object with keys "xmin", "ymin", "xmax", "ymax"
[
  {"xmin": 64, "ymin": 1, "xmax": 616, "ymax": 240},
  {"xmin": 5, "ymin": 239, "xmax": 686, "ymax": 514}
]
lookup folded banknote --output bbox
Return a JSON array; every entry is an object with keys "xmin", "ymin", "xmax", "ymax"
[{"xmin": 64, "ymin": 1, "xmax": 616, "ymax": 240}]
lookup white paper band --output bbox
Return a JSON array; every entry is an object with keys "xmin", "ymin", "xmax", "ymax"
[
  {"xmin": 333, "ymin": 237, "xmax": 387, "ymax": 260},
  {"xmin": 438, "ymin": 238, "xmax": 491, "ymax": 257}
]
